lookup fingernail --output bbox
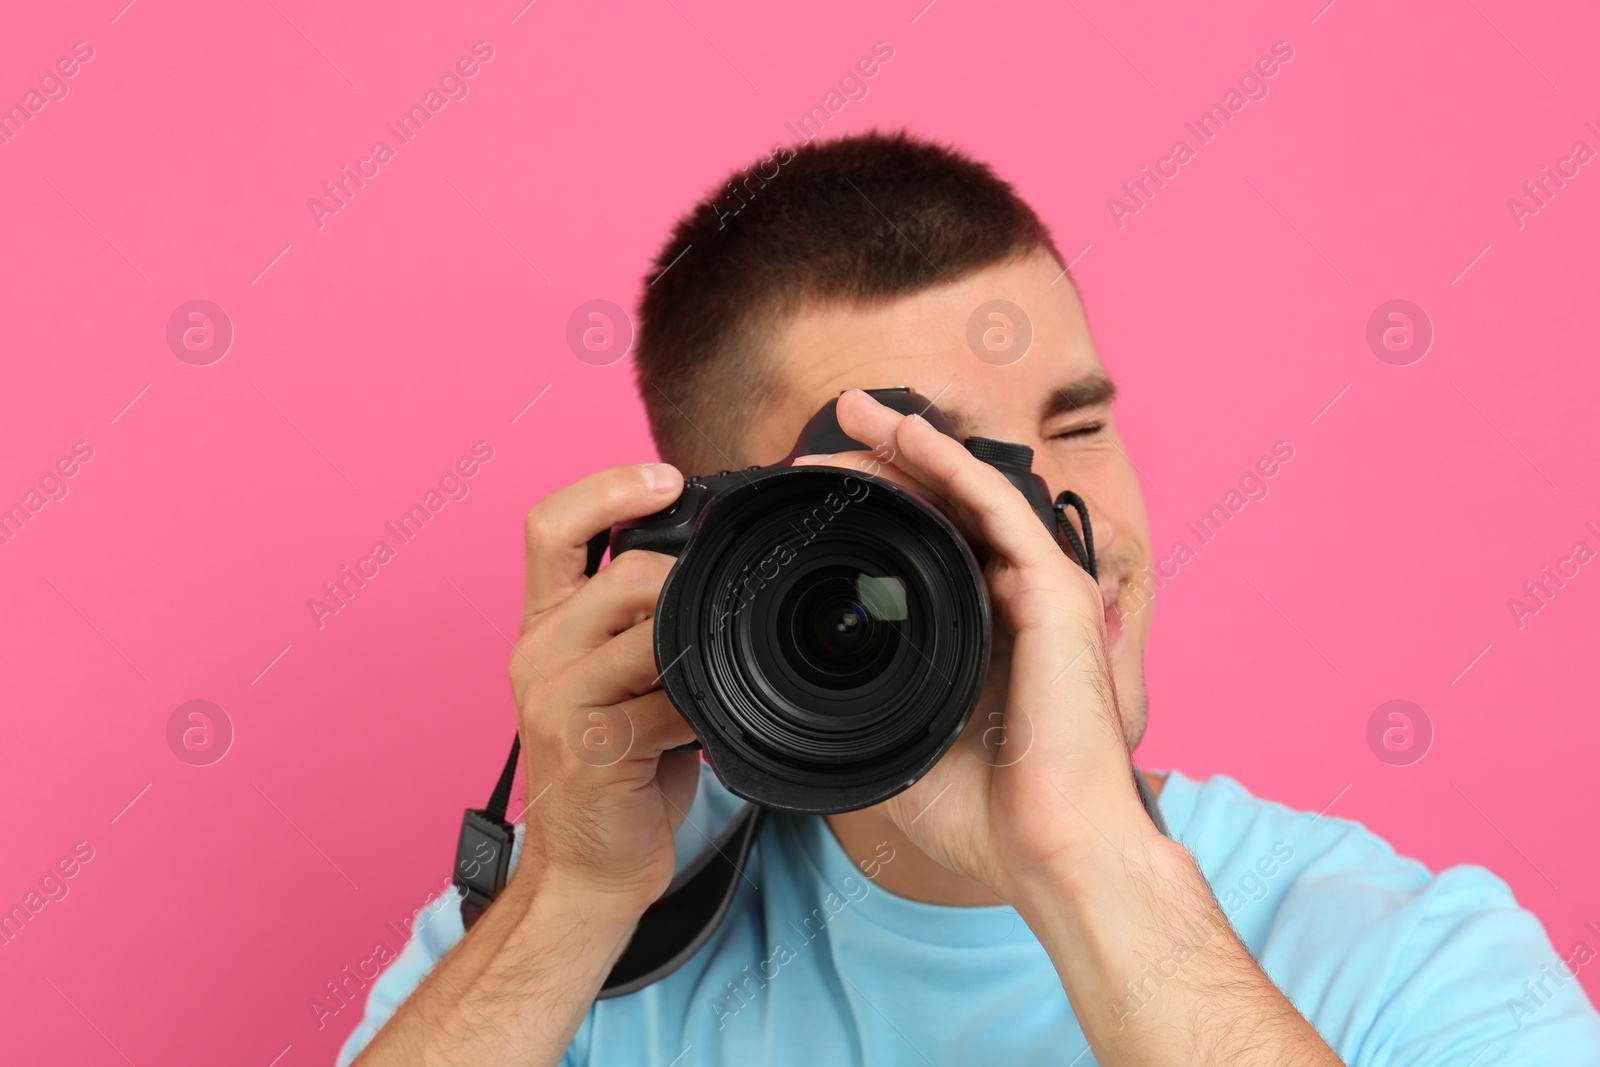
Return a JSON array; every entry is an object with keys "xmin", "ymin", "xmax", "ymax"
[{"xmin": 640, "ymin": 463, "xmax": 674, "ymax": 492}]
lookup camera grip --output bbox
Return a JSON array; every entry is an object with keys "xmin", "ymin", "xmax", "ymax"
[{"xmin": 608, "ymin": 479, "xmax": 720, "ymax": 562}]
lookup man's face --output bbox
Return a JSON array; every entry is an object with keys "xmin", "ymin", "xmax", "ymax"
[{"xmin": 740, "ymin": 249, "xmax": 1153, "ymax": 748}]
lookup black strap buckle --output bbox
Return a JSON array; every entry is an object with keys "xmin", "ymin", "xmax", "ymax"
[
  {"xmin": 452, "ymin": 723, "xmax": 770, "ymax": 998},
  {"xmin": 453, "ymin": 730, "xmax": 521, "ymax": 925},
  {"xmin": 453, "ymin": 807, "xmax": 515, "ymax": 925}
]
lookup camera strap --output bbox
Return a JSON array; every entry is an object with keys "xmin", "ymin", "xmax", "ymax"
[
  {"xmin": 457, "ymin": 750, "xmax": 1168, "ymax": 998},
  {"xmin": 1053, "ymin": 491, "xmax": 1097, "ymax": 582},
  {"xmin": 454, "ymin": 732, "xmax": 770, "ymax": 997}
]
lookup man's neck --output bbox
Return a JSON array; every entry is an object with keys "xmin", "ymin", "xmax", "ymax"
[{"xmin": 823, "ymin": 772, "xmax": 1167, "ymax": 907}]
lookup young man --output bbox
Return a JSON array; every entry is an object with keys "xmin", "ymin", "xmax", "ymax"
[{"xmin": 339, "ymin": 133, "xmax": 1600, "ymax": 1065}]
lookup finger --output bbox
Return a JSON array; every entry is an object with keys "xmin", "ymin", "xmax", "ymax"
[
  {"xmin": 819, "ymin": 393, "xmax": 986, "ymax": 525},
  {"xmin": 790, "ymin": 450, "xmax": 960, "ymax": 518},
  {"xmin": 654, "ymin": 749, "xmax": 702, "ymax": 833},
  {"xmin": 560, "ymin": 618, "xmax": 677, "ymax": 708},
  {"xmin": 611, "ymin": 689, "xmax": 699, "ymax": 757},
  {"xmin": 523, "ymin": 463, "xmax": 683, "ymax": 621},
  {"xmin": 796, "ymin": 436, "xmax": 1043, "ymax": 573},
  {"xmin": 543, "ymin": 690, "xmax": 698, "ymax": 777},
  {"xmin": 834, "ymin": 389, "xmax": 1062, "ymax": 571},
  {"xmin": 531, "ymin": 549, "xmax": 675, "ymax": 664}
]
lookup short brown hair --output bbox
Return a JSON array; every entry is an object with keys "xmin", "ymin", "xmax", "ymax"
[{"xmin": 634, "ymin": 130, "xmax": 1062, "ymax": 471}]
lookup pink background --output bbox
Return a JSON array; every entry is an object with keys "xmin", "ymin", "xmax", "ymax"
[{"xmin": 2, "ymin": 0, "xmax": 1597, "ymax": 1061}]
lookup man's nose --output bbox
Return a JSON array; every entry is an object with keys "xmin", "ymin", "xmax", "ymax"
[
  {"xmin": 1057, "ymin": 496, "xmax": 1115, "ymax": 573},
  {"xmin": 1082, "ymin": 499, "xmax": 1116, "ymax": 555}
]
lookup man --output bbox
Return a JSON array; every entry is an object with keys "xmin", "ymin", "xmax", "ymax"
[{"xmin": 339, "ymin": 132, "xmax": 1600, "ymax": 1065}]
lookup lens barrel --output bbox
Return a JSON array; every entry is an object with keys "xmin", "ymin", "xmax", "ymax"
[{"xmin": 652, "ymin": 466, "xmax": 990, "ymax": 815}]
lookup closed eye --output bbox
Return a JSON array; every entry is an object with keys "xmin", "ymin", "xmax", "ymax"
[{"xmin": 1050, "ymin": 422, "xmax": 1103, "ymax": 440}]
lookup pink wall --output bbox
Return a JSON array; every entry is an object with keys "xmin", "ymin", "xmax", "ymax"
[{"xmin": 2, "ymin": 0, "xmax": 1597, "ymax": 1061}]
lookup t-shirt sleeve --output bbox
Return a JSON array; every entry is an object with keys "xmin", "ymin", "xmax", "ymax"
[
  {"xmin": 1254, "ymin": 832, "xmax": 1600, "ymax": 1066},
  {"xmin": 332, "ymin": 834, "xmax": 591, "ymax": 1067},
  {"xmin": 1353, "ymin": 866, "xmax": 1600, "ymax": 1066},
  {"xmin": 334, "ymin": 884, "xmax": 469, "ymax": 1066}
]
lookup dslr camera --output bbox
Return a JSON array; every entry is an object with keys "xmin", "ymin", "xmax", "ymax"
[{"xmin": 603, "ymin": 387, "xmax": 1095, "ymax": 815}]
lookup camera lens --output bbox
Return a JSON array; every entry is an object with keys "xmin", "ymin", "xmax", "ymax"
[
  {"xmin": 651, "ymin": 467, "xmax": 990, "ymax": 815},
  {"xmin": 744, "ymin": 550, "xmax": 923, "ymax": 728},
  {"xmin": 811, "ymin": 597, "xmax": 867, "ymax": 656},
  {"xmin": 780, "ymin": 570, "xmax": 903, "ymax": 690}
]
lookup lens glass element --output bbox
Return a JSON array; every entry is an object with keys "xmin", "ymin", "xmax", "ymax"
[{"xmin": 780, "ymin": 570, "xmax": 908, "ymax": 693}]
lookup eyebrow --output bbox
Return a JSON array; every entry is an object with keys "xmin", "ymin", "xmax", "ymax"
[
  {"xmin": 940, "ymin": 375, "xmax": 1117, "ymax": 437},
  {"xmin": 1042, "ymin": 375, "xmax": 1117, "ymax": 422}
]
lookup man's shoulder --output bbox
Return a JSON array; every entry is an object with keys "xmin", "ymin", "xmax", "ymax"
[
  {"xmin": 1159, "ymin": 769, "xmax": 1600, "ymax": 1062},
  {"xmin": 1159, "ymin": 769, "xmax": 1526, "ymax": 940},
  {"xmin": 1159, "ymin": 769, "xmax": 1509, "ymax": 907}
]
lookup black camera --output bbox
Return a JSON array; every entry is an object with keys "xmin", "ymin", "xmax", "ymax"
[{"xmin": 604, "ymin": 387, "xmax": 1091, "ymax": 815}]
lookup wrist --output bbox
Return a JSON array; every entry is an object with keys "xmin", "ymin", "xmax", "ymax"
[
  {"xmin": 1004, "ymin": 823, "xmax": 1200, "ymax": 932},
  {"xmin": 991, "ymin": 779, "xmax": 1176, "ymax": 908},
  {"xmin": 505, "ymin": 860, "xmax": 653, "ymax": 939},
  {"xmin": 998, "ymin": 820, "xmax": 1331, "ymax": 1061},
  {"xmin": 1004, "ymin": 830, "xmax": 1240, "ymax": 1015},
  {"xmin": 413, "ymin": 860, "xmax": 648, "ymax": 1066}
]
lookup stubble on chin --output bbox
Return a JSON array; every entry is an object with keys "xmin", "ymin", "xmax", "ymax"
[{"xmin": 1103, "ymin": 552, "xmax": 1152, "ymax": 753}]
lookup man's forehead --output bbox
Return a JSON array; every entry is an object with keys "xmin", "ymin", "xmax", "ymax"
[{"xmin": 753, "ymin": 251, "xmax": 1110, "ymax": 449}]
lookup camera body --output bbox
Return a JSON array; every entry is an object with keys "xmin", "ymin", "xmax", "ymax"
[{"xmin": 609, "ymin": 387, "xmax": 1060, "ymax": 815}]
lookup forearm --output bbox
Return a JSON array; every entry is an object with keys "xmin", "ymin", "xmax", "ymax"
[
  {"xmin": 1011, "ymin": 833, "xmax": 1342, "ymax": 1066},
  {"xmin": 352, "ymin": 866, "xmax": 640, "ymax": 1066}
]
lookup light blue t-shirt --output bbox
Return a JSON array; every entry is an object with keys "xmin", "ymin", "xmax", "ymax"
[{"xmin": 337, "ymin": 767, "xmax": 1600, "ymax": 1065}]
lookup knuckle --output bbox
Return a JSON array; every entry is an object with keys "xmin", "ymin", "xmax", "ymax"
[
  {"xmin": 509, "ymin": 631, "xmax": 541, "ymax": 677},
  {"xmin": 524, "ymin": 504, "xmax": 562, "ymax": 552}
]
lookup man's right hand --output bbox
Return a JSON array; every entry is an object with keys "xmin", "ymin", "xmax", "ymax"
[
  {"xmin": 352, "ymin": 463, "xmax": 695, "ymax": 1067},
  {"xmin": 510, "ymin": 461, "xmax": 699, "ymax": 910}
]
